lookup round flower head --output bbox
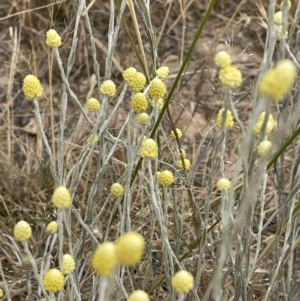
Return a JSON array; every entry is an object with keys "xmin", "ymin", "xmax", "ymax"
[
  {"xmin": 259, "ymin": 59, "xmax": 296, "ymax": 101},
  {"xmin": 128, "ymin": 290, "xmax": 150, "ymax": 301},
  {"xmin": 151, "ymin": 98, "xmax": 164, "ymax": 110},
  {"xmin": 91, "ymin": 242, "xmax": 118, "ymax": 276},
  {"xmin": 87, "ymin": 98, "xmax": 101, "ymax": 112},
  {"xmin": 46, "ymin": 221, "xmax": 58, "ymax": 234},
  {"xmin": 110, "ymin": 183, "xmax": 124, "ymax": 197},
  {"xmin": 128, "ymin": 72, "xmax": 146, "ymax": 92},
  {"xmin": 0, "ymin": 288, "xmax": 3, "ymax": 297},
  {"xmin": 253, "ymin": 112, "xmax": 275, "ymax": 138},
  {"xmin": 218, "ymin": 65, "xmax": 242, "ymax": 89},
  {"xmin": 257, "ymin": 140, "xmax": 272, "ymax": 156},
  {"xmin": 214, "ymin": 51, "xmax": 232, "ymax": 68},
  {"xmin": 158, "ymin": 170, "xmax": 174, "ymax": 187},
  {"xmin": 276, "ymin": 25, "xmax": 288, "ymax": 41},
  {"xmin": 140, "ymin": 138, "xmax": 158, "ymax": 159},
  {"xmin": 216, "ymin": 178, "xmax": 231, "ymax": 191},
  {"xmin": 46, "ymin": 29, "xmax": 62, "ymax": 47},
  {"xmin": 171, "ymin": 128, "xmax": 183, "ymax": 139},
  {"xmin": 52, "ymin": 186, "xmax": 71, "ymax": 209},
  {"xmin": 62, "ymin": 254, "xmax": 75, "ymax": 274},
  {"xmin": 148, "ymin": 78, "xmax": 166, "ymax": 100},
  {"xmin": 14, "ymin": 220, "xmax": 32, "ymax": 241},
  {"xmin": 156, "ymin": 66, "xmax": 169, "ymax": 80},
  {"xmin": 216, "ymin": 108, "xmax": 234, "ymax": 129},
  {"xmin": 131, "ymin": 92, "xmax": 148, "ymax": 112},
  {"xmin": 100, "ymin": 80, "xmax": 116, "ymax": 97},
  {"xmin": 43, "ymin": 268, "xmax": 64, "ymax": 292},
  {"xmin": 280, "ymin": 1, "xmax": 291, "ymax": 10},
  {"xmin": 123, "ymin": 67, "xmax": 137, "ymax": 82},
  {"xmin": 115, "ymin": 232, "xmax": 145, "ymax": 266},
  {"xmin": 177, "ymin": 158, "xmax": 191, "ymax": 171},
  {"xmin": 138, "ymin": 112, "xmax": 149, "ymax": 125},
  {"xmin": 172, "ymin": 270, "xmax": 194, "ymax": 293},
  {"xmin": 23, "ymin": 75, "xmax": 43, "ymax": 100},
  {"xmin": 273, "ymin": 11, "xmax": 282, "ymax": 25}
]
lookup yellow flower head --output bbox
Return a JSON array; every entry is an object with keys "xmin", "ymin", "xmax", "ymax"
[
  {"xmin": 52, "ymin": 186, "xmax": 71, "ymax": 209},
  {"xmin": 128, "ymin": 72, "xmax": 146, "ymax": 92},
  {"xmin": 91, "ymin": 242, "xmax": 118, "ymax": 276},
  {"xmin": 219, "ymin": 65, "xmax": 242, "ymax": 89},
  {"xmin": 177, "ymin": 158, "xmax": 191, "ymax": 171},
  {"xmin": 171, "ymin": 128, "xmax": 183, "ymax": 139},
  {"xmin": 156, "ymin": 66, "xmax": 169, "ymax": 80},
  {"xmin": 0, "ymin": 288, "xmax": 3, "ymax": 297},
  {"xmin": 216, "ymin": 108, "xmax": 234, "ymax": 129},
  {"xmin": 253, "ymin": 112, "xmax": 275, "ymax": 137},
  {"xmin": 280, "ymin": 1, "xmax": 291, "ymax": 10},
  {"xmin": 23, "ymin": 75, "xmax": 43, "ymax": 100},
  {"xmin": 62, "ymin": 254, "xmax": 75, "ymax": 274},
  {"xmin": 148, "ymin": 78, "xmax": 166, "ymax": 100},
  {"xmin": 151, "ymin": 98, "xmax": 164, "ymax": 110},
  {"xmin": 158, "ymin": 170, "xmax": 174, "ymax": 187},
  {"xmin": 257, "ymin": 140, "xmax": 272, "ymax": 156},
  {"xmin": 100, "ymin": 80, "xmax": 116, "ymax": 97},
  {"xmin": 177, "ymin": 148, "xmax": 186, "ymax": 159},
  {"xmin": 172, "ymin": 270, "xmax": 194, "ymax": 293},
  {"xmin": 216, "ymin": 178, "xmax": 231, "ymax": 191},
  {"xmin": 140, "ymin": 138, "xmax": 158, "ymax": 159},
  {"xmin": 131, "ymin": 92, "xmax": 148, "ymax": 112},
  {"xmin": 46, "ymin": 29, "xmax": 62, "ymax": 48},
  {"xmin": 115, "ymin": 232, "xmax": 145, "ymax": 266},
  {"xmin": 14, "ymin": 220, "xmax": 32, "ymax": 241},
  {"xmin": 259, "ymin": 59, "xmax": 296, "ymax": 101},
  {"xmin": 46, "ymin": 221, "xmax": 58, "ymax": 234},
  {"xmin": 87, "ymin": 98, "xmax": 101, "ymax": 112},
  {"xmin": 43, "ymin": 268, "xmax": 64, "ymax": 292},
  {"xmin": 138, "ymin": 112, "xmax": 149, "ymax": 125},
  {"xmin": 123, "ymin": 67, "xmax": 137, "ymax": 82},
  {"xmin": 273, "ymin": 11, "xmax": 283, "ymax": 25},
  {"xmin": 110, "ymin": 183, "xmax": 124, "ymax": 197},
  {"xmin": 128, "ymin": 290, "xmax": 150, "ymax": 301},
  {"xmin": 214, "ymin": 51, "xmax": 232, "ymax": 68},
  {"xmin": 276, "ymin": 25, "xmax": 289, "ymax": 41}
]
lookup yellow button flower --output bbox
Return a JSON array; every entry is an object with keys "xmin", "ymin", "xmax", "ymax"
[
  {"xmin": 43, "ymin": 269, "xmax": 64, "ymax": 292},
  {"xmin": 123, "ymin": 67, "xmax": 137, "ymax": 82},
  {"xmin": 257, "ymin": 140, "xmax": 272, "ymax": 156},
  {"xmin": 87, "ymin": 98, "xmax": 101, "ymax": 112},
  {"xmin": 131, "ymin": 92, "xmax": 148, "ymax": 112},
  {"xmin": 177, "ymin": 158, "xmax": 191, "ymax": 171},
  {"xmin": 100, "ymin": 80, "xmax": 116, "ymax": 97},
  {"xmin": 62, "ymin": 254, "xmax": 75, "ymax": 274},
  {"xmin": 128, "ymin": 290, "xmax": 150, "ymax": 301},
  {"xmin": 172, "ymin": 270, "xmax": 194, "ymax": 293},
  {"xmin": 140, "ymin": 138, "xmax": 158, "ymax": 159},
  {"xmin": 110, "ymin": 183, "xmax": 124, "ymax": 197},
  {"xmin": 259, "ymin": 60, "xmax": 296, "ymax": 101},
  {"xmin": 151, "ymin": 98, "xmax": 164, "ymax": 110},
  {"xmin": 158, "ymin": 170, "xmax": 174, "ymax": 187},
  {"xmin": 23, "ymin": 75, "xmax": 43, "ymax": 100},
  {"xmin": 52, "ymin": 186, "xmax": 71, "ymax": 209},
  {"xmin": 0, "ymin": 288, "xmax": 3, "ymax": 297},
  {"xmin": 214, "ymin": 51, "xmax": 232, "ymax": 68},
  {"xmin": 156, "ymin": 66, "xmax": 169, "ymax": 80},
  {"xmin": 171, "ymin": 128, "xmax": 183, "ymax": 139},
  {"xmin": 219, "ymin": 65, "xmax": 242, "ymax": 89},
  {"xmin": 46, "ymin": 221, "xmax": 58, "ymax": 234},
  {"xmin": 46, "ymin": 29, "xmax": 62, "ymax": 48},
  {"xmin": 253, "ymin": 112, "xmax": 275, "ymax": 138},
  {"xmin": 216, "ymin": 178, "xmax": 231, "ymax": 191},
  {"xmin": 115, "ymin": 232, "xmax": 145, "ymax": 266},
  {"xmin": 14, "ymin": 220, "xmax": 32, "ymax": 241},
  {"xmin": 148, "ymin": 78, "xmax": 166, "ymax": 100},
  {"xmin": 138, "ymin": 112, "xmax": 149, "ymax": 125},
  {"xmin": 216, "ymin": 108, "xmax": 234, "ymax": 129},
  {"xmin": 128, "ymin": 72, "xmax": 146, "ymax": 92},
  {"xmin": 91, "ymin": 242, "xmax": 118, "ymax": 276}
]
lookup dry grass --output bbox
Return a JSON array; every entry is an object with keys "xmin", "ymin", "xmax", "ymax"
[{"xmin": 1, "ymin": 0, "xmax": 300, "ymax": 300}]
